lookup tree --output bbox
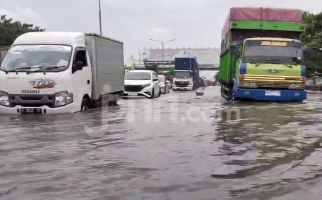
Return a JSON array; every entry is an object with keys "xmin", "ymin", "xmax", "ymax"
[
  {"xmin": 0, "ymin": 15, "xmax": 45, "ymax": 46},
  {"xmin": 168, "ymin": 67, "xmax": 175, "ymax": 77},
  {"xmin": 301, "ymin": 12, "xmax": 322, "ymax": 75}
]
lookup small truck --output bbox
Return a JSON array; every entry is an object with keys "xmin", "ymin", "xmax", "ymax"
[{"xmin": 0, "ymin": 32, "xmax": 124, "ymax": 114}]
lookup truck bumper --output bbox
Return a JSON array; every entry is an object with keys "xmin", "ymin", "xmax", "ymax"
[
  {"xmin": 0, "ymin": 103, "xmax": 79, "ymax": 115},
  {"xmin": 234, "ymin": 88, "xmax": 307, "ymax": 102}
]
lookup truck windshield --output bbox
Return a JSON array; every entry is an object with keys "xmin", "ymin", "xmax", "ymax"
[
  {"xmin": 243, "ymin": 40, "xmax": 302, "ymax": 65},
  {"xmin": 175, "ymin": 71, "xmax": 192, "ymax": 79},
  {"xmin": 0, "ymin": 45, "xmax": 72, "ymax": 72},
  {"xmin": 125, "ymin": 72, "xmax": 151, "ymax": 80}
]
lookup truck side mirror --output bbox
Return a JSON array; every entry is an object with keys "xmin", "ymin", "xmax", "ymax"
[
  {"xmin": 231, "ymin": 45, "xmax": 241, "ymax": 58},
  {"xmin": 292, "ymin": 57, "xmax": 302, "ymax": 64}
]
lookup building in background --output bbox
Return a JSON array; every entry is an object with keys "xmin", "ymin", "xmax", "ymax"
[{"xmin": 140, "ymin": 48, "xmax": 220, "ymax": 70}]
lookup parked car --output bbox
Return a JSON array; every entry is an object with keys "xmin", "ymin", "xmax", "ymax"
[
  {"xmin": 158, "ymin": 75, "xmax": 170, "ymax": 94},
  {"xmin": 124, "ymin": 70, "xmax": 160, "ymax": 98}
]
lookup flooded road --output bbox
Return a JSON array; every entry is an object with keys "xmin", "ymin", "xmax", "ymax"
[{"xmin": 1, "ymin": 86, "xmax": 322, "ymax": 200}]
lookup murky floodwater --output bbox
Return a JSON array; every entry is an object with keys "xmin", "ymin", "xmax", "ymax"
[{"xmin": 1, "ymin": 87, "xmax": 322, "ymax": 200}]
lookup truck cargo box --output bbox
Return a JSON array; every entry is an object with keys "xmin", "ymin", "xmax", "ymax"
[
  {"xmin": 222, "ymin": 7, "xmax": 304, "ymax": 41},
  {"xmin": 229, "ymin": 7, "xmax": 303, "ymax": 22},
  {"xmin": 85, "ymin": 34, "xmax": 124, "ymax": 100},
  {"xmin": 219, "ymin": 7, "xmax": 305, "ymax": 84}
]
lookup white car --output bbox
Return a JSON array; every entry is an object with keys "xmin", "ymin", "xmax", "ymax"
[
  {"xmin": 158, "ymin": 75, "xmax": 170, "ymax": 94},
  {"xmin": 124, "ymin": 70, "xmax": 160, "ymax": 98}
]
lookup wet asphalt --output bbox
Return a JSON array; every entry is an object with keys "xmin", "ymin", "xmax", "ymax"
[{"xmin": 1, "ymin": 86, "xmax": 322, "ymax": 200}]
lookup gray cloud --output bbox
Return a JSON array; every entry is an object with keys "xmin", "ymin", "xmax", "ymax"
[{"xmin": 0, "ymin": 0, "xmax": 321, "ymax": 60}]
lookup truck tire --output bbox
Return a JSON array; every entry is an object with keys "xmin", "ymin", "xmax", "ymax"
[
  {"xmin": 221, "ymin": 84, "xmax": 234, "ymax": 101},
  {"xmin": 108, "ymin": 94, "xmax": 119, "ymax": 106},
  {"xmin": 81, "ymin": 97, "xmax": 89, "ymax": 112}
]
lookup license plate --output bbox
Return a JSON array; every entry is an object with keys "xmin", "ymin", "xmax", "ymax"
[
  {"xmin": 20, "ymin": 108, "xmax": 43, "ymax": 114},
  {"xmin": 265, "ymin": 90, "xmax": 281, "ymax": 96}
]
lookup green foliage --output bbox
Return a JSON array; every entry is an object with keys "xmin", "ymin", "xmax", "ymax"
[
  {"xmin": 0, "ymin": 15, "xmax": 44, "ymax": 46},
  {"xmin": 168, "ymin": 67, "xmax": 175, "ymax": 77},
  {"xmin": 301, "ymin": 12, "xmax": 322, "ymax": 48},
  {"xmin": 301, "ymin": 12, "xmax": 322, "ymax": 74}
]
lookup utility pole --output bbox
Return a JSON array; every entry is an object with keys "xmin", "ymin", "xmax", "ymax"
[
  {"xmin": 138, "ymin": 51, "xmax": 147, "ymax": 65},
  {"xmin": 149, "ymin": 39, "xmax": 175, "ymax": 62},
  {"xmin": 98, "ymin": 0, "xmax": 102, "ymax": 35}
]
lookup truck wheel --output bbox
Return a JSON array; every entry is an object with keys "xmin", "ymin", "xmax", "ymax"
[
  {"xmin": 108, "ymin": 94, "xmax": 118, "ymax": 106},
  {"xmin": 221, "ymin": 84, "xmax": 233, "ymax": 101},
  {"xmin": 81, "ymin": 97, "xmax": 89, "ymax": 112},
  {"xmin": 108, "ymin": 101, "xmax": 117, "ymax": 106}
]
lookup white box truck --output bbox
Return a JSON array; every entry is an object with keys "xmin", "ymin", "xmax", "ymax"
[{"xmin": 0, "ymin": 32, "xmax": 124, "ymax": 114}]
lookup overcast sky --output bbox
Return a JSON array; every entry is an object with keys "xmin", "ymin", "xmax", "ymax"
[{"xmin": 0, "ymin": 0, "xmax": 321, "ymax": 60}]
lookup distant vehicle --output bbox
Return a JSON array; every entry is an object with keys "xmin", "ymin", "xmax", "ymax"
[
  {"xmin": 218, "ymin": 7, "xmax": 306, "ymax": 102},
  {"xmin": 158, "ymin": 75, "xmax": 170, "ymax": 94},
  {"xmin": 0, "ymin": 32, "xmax": 124, "ymax": 114},
  {"xmin": 172, "ymin": 51, "xmax": 200, "ymax": 91},
  {"xmin": 124, "ymin": 70, "xmax": 160, "ymax": 98}
]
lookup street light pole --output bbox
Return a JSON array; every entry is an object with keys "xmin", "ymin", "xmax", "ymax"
[
  {"xmin": 161, "ymin": 41, "xmax": 165, "ymax": 62},
  {"xmin": 98, "ymin": 0, "xmax": 103, "ymax": 35},
  {"xmin": 149, "ymin": 39, "xmax": 175, "ymax": 62}
]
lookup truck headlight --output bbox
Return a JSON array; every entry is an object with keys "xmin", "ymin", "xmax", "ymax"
[
  {"xmin": 289, "ymin": 84, "xmax": 302, "ymax": 89},
  {"xmin": 55, "ymin": 92, "xmax": 73, "ymax": 107},
  {"xmin": 0, "ymin": 91, "xmax": 10, "ymax": 107},
  {"xmin": 241, "ymin": 82, "xmax": 257, "ymax": 88}
]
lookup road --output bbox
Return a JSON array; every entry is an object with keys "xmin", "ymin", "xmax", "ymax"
[{"xmin": 1, "ymin": 86, "xmax": 322, "ymax": 200}]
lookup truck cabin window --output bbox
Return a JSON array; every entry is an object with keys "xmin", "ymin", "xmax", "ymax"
[
  {"xmin": 74, "ymin": 50, "xmax": 87, "ymax": 66},
  {"xmin": 125, "ymin": 72, "xmax": 151, "ymax": 80},
  {"xmin": 243, "ymin": 40, "xmax": 302, "ymax": 65},
  {"xmin": 0, "ymin": 45, "xmax": 72, "ymax": 72},
  {"xmin": 73, "ymin": 49, "xmax": 87, "ymax": 72},
  {"xmin": 175, "ymin": 71, "xmax": 192, "ymax": 79}
]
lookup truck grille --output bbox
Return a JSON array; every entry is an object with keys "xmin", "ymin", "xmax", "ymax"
[
  {"xmin": 242, "ymin": 75, "xmax": 305, "ymax": 89},
  {"xmin": 9, "ymin": 94, "xmax": 55, "ymax": 107},
  {"xmin": 175, "ymin": 81, "xmax": 189, "ymax": 87},
  {"xmin": 125, "ymin": 85, "xmax": 144, "ymax": 92}
]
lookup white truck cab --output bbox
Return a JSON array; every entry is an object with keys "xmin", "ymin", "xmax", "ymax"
[
  {"xmin": 172, "ymin": 70, "xmax": 194, "ymax": 91},
  {"xmin": 0, "ymin": 32, "xmax": 124, "ymax": 114}
]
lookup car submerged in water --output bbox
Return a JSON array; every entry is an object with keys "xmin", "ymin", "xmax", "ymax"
[{"xmin": 123, "ymin": 70, "xmax": 161, "ymax": 98}]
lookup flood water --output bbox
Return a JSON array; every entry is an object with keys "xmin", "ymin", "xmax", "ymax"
[{"xmin": 1, "ymin": 86, "xmax": 322, "ymax": 200}]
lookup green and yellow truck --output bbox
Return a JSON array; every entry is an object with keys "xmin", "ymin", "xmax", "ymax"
[{"xmin": 218, "ymin": 7, "xmax": 307, "ymax": 101}]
